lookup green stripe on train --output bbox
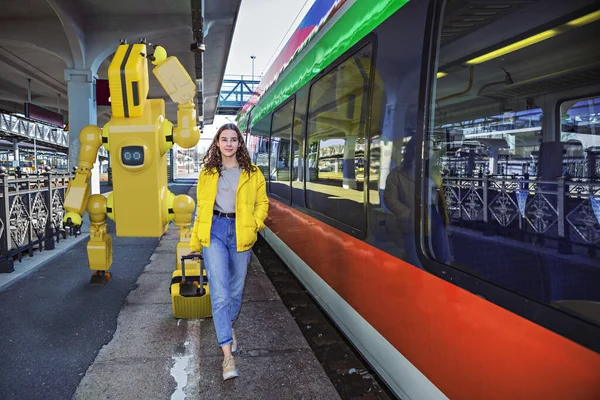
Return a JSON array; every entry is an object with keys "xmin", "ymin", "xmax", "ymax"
[{"xmin": 239, "ymin": 0, "xmax": 410, "ymax": 131}]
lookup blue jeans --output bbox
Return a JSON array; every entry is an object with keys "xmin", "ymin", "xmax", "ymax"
[{"xmin": 202, "ymin": 215, "xmax": 251, "ymax": 347}]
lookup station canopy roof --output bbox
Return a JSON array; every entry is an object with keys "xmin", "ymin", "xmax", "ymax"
[{"xmin": 0, "ymin": 0, "xmax": 241, "ymax": 128}]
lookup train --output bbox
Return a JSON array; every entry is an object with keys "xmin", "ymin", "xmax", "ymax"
[{"xmin": 237, "ymin": 0, "xmax": 600, "ymax": 398}]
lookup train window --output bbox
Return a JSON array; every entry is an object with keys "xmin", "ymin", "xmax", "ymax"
[
  {"xmin": 305, "ymin": 44, "xmax": 373, "ymax": 232},
  {"xmin": 364, "ymin": 0, "xmax": 430, "ymax": 265},
  {"xmin": 269, "ymin": 99, "xmax": 295, "ymax": 201},
  {"xmin": 250, "ymin": 113, "xmax": 272, "ymax": 182},
  {"xmin": 560, "ymin": 95, "xmax": 600, "ymax": 178},
  {"xmin": 291, "ymin": 103, "xmax": 303, "ymax": 206},
  {"xmin": 426, "ymin": 1, "xmax": 600, "ymax": 325}
]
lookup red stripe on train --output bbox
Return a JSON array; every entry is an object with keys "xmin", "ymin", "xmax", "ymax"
[{"xmin": 266, "ymin": 198, "xmax": 600, "ymax": 399}]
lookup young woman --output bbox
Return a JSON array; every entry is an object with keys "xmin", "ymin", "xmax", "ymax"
[{"xmin": 188, "ymin": 123, "xmax": 269, "ymax": 380}]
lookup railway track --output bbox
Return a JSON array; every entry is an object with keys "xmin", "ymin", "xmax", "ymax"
[{"xmin": 253, "ymin": 236, "xmax": 396, "ymax": 400}]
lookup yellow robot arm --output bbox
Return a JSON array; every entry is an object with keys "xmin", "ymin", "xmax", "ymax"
[
  {"xmin": 63, "ymin": 125, "xmax": 103, "ymax": 226},
  {"xmin": 173, "ymin": 101, "xmax": 200, "ymax": 149},
  {"xmin": 151, "ymin": 46, "xmax": 200, "ymax": 149}
]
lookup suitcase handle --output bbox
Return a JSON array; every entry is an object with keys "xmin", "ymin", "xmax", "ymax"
[{"xmin": 180, "ymin": 254, "xmax": 205, "ymax": 295}]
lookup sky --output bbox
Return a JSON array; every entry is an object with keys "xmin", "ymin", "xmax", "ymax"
[
  {"xmin": 199, "ymin": 0, "xmax": 314, "ymax": 150},
  {"xmin": 225, "ymin": 0, "xmax": 313, "ymax": 78}
]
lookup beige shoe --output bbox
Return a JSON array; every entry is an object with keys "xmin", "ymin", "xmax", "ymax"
[
  {"xmin": 222, "ymin": 355, "xmax": 238, "ymax": 381},
  {"xmin": 231, "ymin": 328, "xmax": 237, "ymax": 352}
]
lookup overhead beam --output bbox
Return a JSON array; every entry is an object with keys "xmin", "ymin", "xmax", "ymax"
[
  {"xmin": 203, "ymin": 14, "xmax": 236, "ymax": 36},
  {"xmin": 191, "ymin": 0, "xmax": 203, "ymax": 80},
  {"xmin": 0, "ymin": 47, "xmax": 68, "ymax": 96},
  {"xmin": 202, "ymin": 24, "xmax": 234, "ymax": 125},
  {"xmin": 0, "ymin": 92, "xmax": 66, "ymax": 112},
  {"xmin": 202, "ymin": 0, "xmax": 243, "ymax": 125},
  {"xmin": 46, "ymin": 0, "xmax": 86, "ymax": 68},
  {"xmin": 86, "ymin": 15, "xmax": 193, "ymax": 73},
  {"xmin": 0, "ymin": 18, "xmax": 74, "ymax": 67}
]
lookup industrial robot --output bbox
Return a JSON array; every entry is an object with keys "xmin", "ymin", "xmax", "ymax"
[{"xmin": 63, "ymin": 40, "xmax": 199, "ymax": 284}]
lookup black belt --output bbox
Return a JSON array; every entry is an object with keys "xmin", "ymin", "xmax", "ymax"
[{"xmin": 213, "ymin": 209, "xmax": 236, "ymax": 218}]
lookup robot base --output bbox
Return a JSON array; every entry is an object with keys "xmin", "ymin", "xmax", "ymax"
[
  {"xmin": 90, "ymin": 271, "xmax": 112, "ymax": 285},
  {"xmin": 88, "ymin": 233, "xmax": 113, "ymax": 285},
  {"xmin": 87, "ymin": 233, "xmax": 113, "ymax": 271}
]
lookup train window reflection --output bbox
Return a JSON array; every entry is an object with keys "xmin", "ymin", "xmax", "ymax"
[
  {"xmin": 291, "ymin": 116, "xmax": 302, "ymax": 205},
  {"xmin": 249, "ymin": 114, "xmax": 271, "ymax": 181},
  {"xmin": 560, "ymin": 96, "xmax": 600, "ymax": 179},
  {"xmin": 305, "ymin": 44, "xmax": 373, "ymax": 232},
  {"xmin": 427, "ymin": 1, "xmax": 600, "ymax": 325},
  {"xmin": 269, "ymin": 99, "xmax": 295, "ymax": 201},
  {"xmin": 0, "ymin": 147, "xmax": 68, "ymax": 174},
  {"xmin": 363, "ymin": 6, "xmax": 426, "ymax": 267}
]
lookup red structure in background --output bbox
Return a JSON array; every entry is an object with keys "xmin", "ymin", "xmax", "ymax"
[
  {"xmin": 24, "ymin": 102, "xmax": 64, "ymax": 128},
  {"xmin": 96, "ymin": 79, "xmax": 111, "ymax": 107}
]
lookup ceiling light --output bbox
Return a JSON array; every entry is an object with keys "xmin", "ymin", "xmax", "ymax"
[
  {"xmin": 464, "ymin": 9, "xmax": 599, "ymax": 66},
  {"xmin": 465, "ymin": 29, "xmax": 558, "ymax": 65},
  {"xmin": 568, "ymin": 10, "xmax": 600, "ymax": 27}
]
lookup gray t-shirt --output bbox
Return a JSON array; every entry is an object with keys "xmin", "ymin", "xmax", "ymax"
[{"xmin": 214, "ymin": 166, "xmax": 241, "ymax": 214}]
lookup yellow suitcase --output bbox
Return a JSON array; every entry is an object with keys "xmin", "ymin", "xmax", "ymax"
[{"xmin": 170, "ymin": 254, "xmax": 212, "ymax": 319}]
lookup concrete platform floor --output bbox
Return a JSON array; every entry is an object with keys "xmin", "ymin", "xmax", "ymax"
[{"xmin": 73, "ymin": 193, "xmax": 340, "ymax": 399}]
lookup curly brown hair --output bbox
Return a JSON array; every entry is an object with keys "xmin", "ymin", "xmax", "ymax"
[{"xmin": 201, "ymin": 123, "xmax": 256, "ymax": 175}]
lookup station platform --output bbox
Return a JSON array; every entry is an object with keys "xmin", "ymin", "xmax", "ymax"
[{"xmin": 0, "ymin": 179, "xmax": 340, "ymax": 400}]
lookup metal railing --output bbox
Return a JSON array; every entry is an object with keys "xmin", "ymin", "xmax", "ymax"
[
  {"xmin": 0, "ymin": 168, "xmax": 73, "ymax": 273},
  {"xmin": 443, "ymin": 174, "xmax": 600, "ymax": 256},
  {"xmin": 0, "ymin": 111, "xmax": 68, "ymax": 148}
]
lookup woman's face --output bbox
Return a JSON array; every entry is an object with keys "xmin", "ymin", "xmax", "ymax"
[{"xmin": 217, "ymin": 129, "xmax": 240, "ymax": 158}]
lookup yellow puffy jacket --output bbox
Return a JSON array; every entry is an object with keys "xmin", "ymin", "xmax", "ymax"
[{"xmin": 190, "ymin": 165, "xmax": 269, "ymax": 252}]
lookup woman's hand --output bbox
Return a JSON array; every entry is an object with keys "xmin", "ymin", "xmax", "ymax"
[{"xmin": 187, "ymin": 251, "xmax": 202, "ymax": 261}]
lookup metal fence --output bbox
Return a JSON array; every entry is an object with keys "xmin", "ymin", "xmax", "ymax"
[
  {"xmin": 0, "ymin": 169, "xmax": 73, "ymax": 273},
  {"xmin": 443, "ymin": 174, "xmax": 600, "ymax": 256}
]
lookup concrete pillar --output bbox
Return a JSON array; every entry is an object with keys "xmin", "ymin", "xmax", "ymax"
[
  {"xmin": 378, "ymin": 104, "xmax": 396, "ymax": 201},
  {"xmin": 65, "ymin": 68, "xmax": 100, "ymax": 194},
  {"xmin": 488, "ymin": 148, "xmax": 498, "ymax": 175},
  {"xmin": 293, "ymin": 136, "xmax": 303, "ymax": 182},
  {"xmin": 172, "ymin": 144, "xmax": 179, "ymax": 180},
  {"xmin": 378, "ymin": 102, "xmax": 408, "ymax": 205},
  {"xmin": 343, "ymin": 136, "xmax": 357, "ymax": 190},
  {"xmin": 33, "ymin": 139, "xmax": 38, "ymax": 171},
  {"xmin": 12, "ymin": 139, "xmax": 19, "ymax": 168}
]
